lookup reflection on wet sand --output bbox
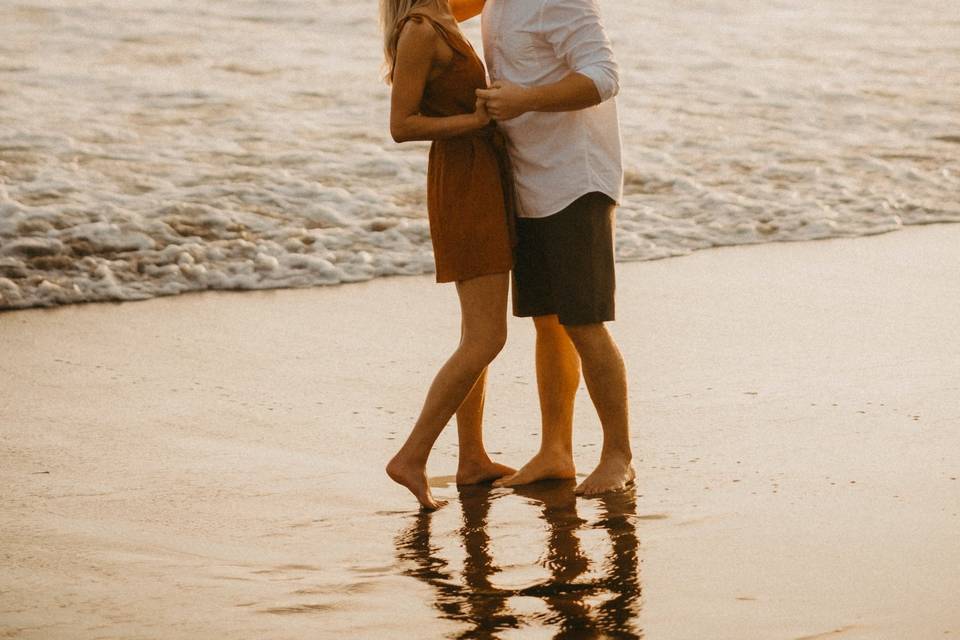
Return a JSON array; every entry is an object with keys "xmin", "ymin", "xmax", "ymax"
[{"xmin": 395, "ymin": 481, "xmax": 642, "ymax": 638}]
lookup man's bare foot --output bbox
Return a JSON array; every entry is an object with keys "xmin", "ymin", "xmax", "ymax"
[
  {"xmin": 386, "ymin": 455, "xmax": 447, "ymax": 510},
  {"xmin": 574, "ymin": 456, "xmax": 635, "ymax": 496},
  {"xmin": 493, "ymin": 449, "xmax": 576, "ymax": 488},
  {"xmin": 456, "ymin": 458, "xmax": 516, "ymax": 486}
]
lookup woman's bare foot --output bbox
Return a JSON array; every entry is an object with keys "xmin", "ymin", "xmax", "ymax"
[
  {"xmin": 456, "ymin": 458, "xmax": 516, "ymax": 486},
  {"xmin": 386, "ymin": 455, "xmax": 447, "ymax": 510},
  {"xmin": 574, "ymin": 455, "xmax": 635, "ymax": 496},
  {"xmin": 493, "ymin": 449, "xmax": 576, "ymax": 488}
]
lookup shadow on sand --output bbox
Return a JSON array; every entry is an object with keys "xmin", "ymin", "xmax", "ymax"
[{"xmin": 395, "ymin": 480, "xmax": 642, "ymax": 639}]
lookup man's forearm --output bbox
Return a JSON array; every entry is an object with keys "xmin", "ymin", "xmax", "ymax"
[
  {"xmin": 477, "ymin": 73, "xmax": 605, "ymax": 120},
  {"xmin": 524, "ymin": 72, "xmax": 602, "ymax": 113}
]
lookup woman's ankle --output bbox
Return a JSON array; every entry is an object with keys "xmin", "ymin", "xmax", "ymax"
[
  {"xmin": 457, "ymin": 451, "xmax": 493, "ymax": 471},
  {"xmin": 388, "ymin": 448, "xmax": 428, "ymax": 470}
]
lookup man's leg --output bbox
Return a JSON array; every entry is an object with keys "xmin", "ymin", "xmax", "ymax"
[
  {"xmin": 495, "ymin": 314, "xmax": 579, "ymax": 487},
  {"xmin": 562, "ymin": 322, "xmax": 634, "ymax": 495}
]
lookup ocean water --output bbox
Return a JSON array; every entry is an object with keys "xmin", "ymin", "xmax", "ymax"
[{"xmin": 1, "ymin": 0, "xmax": 958, "ymax": 310}]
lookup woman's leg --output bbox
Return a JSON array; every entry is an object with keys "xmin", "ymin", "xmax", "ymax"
[
  {"xmin": 387, "ymin": 272, "xmax": 510, "ymax": 509},
  {"xmin": 455, "ymin": 367, "xmax": 516, "ymax": 485}
]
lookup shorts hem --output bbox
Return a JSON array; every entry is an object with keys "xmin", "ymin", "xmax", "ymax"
[{"xmin": 511, "ymin": 307, "xmax": 615, "ymax": 326}]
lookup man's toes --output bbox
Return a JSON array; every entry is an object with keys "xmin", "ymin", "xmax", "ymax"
[
  {"xmin": 494, "ymin": 473, "xmax": 522, "ymax": 487},
  {"xmin": 574, "ymin": 477, "xmax": 615, "ymax": 496},
  {"xmin": 589, "ymin": 485, "xmax": 608, "ymax": 496},
  {"xmin": 494, "ymin": 464, "xmax": 517, "ymax": 477}
]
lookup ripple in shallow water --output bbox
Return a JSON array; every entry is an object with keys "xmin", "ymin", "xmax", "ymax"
[{"xmin": 394, "ymin": 481, "xmax": 643, "ymax": 638}]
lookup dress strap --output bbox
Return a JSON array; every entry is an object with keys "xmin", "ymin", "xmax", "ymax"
[{"xmin": 395, "ymin": 11, "xmax": 473, "ymax": 59}]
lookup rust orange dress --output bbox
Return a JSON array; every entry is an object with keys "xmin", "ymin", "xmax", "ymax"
[{"xmin": 394, "ymin": 12, "xmax": 515, "ymax": 283}]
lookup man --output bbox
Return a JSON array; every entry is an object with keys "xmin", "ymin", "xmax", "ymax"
[{"xmin": 466, "ymin": 0, "xmax": 634, "ymax": 495}]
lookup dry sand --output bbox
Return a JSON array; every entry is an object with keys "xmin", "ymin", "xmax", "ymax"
[{"xmin": 2, "ymin": 225, "xmax": 959, "ymax": 639}]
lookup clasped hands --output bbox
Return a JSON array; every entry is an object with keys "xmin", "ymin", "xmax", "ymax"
[{"xmin": 474, "ymin": 80, "xmax": 531, "ymax": 123}]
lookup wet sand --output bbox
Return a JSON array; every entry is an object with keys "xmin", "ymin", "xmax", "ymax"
[{"xmin": 2, "ymin": 225, "xmax": 959, "ymax": 639}]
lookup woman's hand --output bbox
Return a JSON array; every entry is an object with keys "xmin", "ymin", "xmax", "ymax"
[
  {"xmin": 476, "ymin": 81, "xmax": 533, "ymax": 121},
  {"xmin": 474, "ymin": 96, "xmax": 491, "ymax": 126}
]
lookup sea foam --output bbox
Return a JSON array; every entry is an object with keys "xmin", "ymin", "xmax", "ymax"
[{"xmin": 1, "ymin": 0, "xmax": 958, "ymax": 309}]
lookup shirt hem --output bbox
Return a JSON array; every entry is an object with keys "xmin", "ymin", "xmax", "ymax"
[{"xmin": 518, "ymin": 184, "xmax": 623, "ymax": 219}]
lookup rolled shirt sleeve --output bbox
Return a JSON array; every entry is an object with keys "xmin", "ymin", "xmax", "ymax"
[{"xmin": 539, "ymin": 0, "xmax": 620, "ymax": 101}]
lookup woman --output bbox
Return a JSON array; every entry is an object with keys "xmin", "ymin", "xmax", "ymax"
[{"xmin": 380, "ymin": 0, "xmax": 515, "ymax": 509}]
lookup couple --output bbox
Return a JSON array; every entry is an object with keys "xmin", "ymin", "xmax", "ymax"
[{"xmin": 381, "ymin": 0, "xmax": 633, "ymax": 510}]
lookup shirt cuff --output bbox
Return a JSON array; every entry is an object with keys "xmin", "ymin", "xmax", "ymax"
[{"xmin": 576, "ymin": 64, "xmax": 619, "ymax": 102}]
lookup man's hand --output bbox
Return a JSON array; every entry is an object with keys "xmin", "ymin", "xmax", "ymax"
[
  {"xmin": 473, "ymin": 96, "xmax": 491, "ymax": 127},
  {"xmin": 475, "ymin": 81, "xmax": 533, "ymax": 121}
]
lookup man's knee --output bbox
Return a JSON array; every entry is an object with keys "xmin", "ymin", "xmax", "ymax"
[{"xmin": 562, "ymin": 322, "xmax": 609, "ymax": 350}]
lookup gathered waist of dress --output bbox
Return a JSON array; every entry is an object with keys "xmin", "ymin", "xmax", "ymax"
[{"xmin": 436, "ymin": 123, "xmax": 507, "ymax": 148}]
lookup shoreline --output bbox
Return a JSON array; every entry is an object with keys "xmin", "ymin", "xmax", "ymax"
[{"xmin": 3, "ymin": 221, "xmax": 956, "ymax": 314}]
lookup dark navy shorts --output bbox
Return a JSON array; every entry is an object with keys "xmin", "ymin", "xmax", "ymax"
[{"xmin": 511, "ymin": 191, "xmax": 616, "ymax": 326}]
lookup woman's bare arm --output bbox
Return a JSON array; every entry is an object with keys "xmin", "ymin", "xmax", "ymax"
[
  {"xmin": 449, "ymin": 0, "xmax": 485, "ymax": 22},
  {"xmin": 390, "ymin": 20, "xmax": 488, "ymax": 142}
]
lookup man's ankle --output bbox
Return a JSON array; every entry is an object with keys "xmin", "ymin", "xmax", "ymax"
[
  {"xmin": 599, "ymin": 446, "xmax": 633, "ymax": 464},
  {"xmin": 538, "ymin": 443, "xmax": 574, "ymax": 459}
]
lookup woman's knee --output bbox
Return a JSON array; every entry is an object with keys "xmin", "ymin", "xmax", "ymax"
[
  {"xmin": 461, "ymin": 326, "xmax": 507, "ymax": 363},
  {"xmin": 484, "ymin": 325, "xmax": 508, "ymax": 357}
]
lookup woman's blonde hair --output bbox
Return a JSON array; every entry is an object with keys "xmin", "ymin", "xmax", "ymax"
[{"xmin": 380, "ymin": 0, "xmax": 433, "ymax": 84}]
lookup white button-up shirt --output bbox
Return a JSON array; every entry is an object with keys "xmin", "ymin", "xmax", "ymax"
[{"xmin": 481, "ymin": 0, "xmax": 624, "ymax": 219}]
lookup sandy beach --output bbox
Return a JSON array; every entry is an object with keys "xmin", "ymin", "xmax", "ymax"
[{"xmin": 2, "ymin": 224, "xmax": 959, "ymax": 639}]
